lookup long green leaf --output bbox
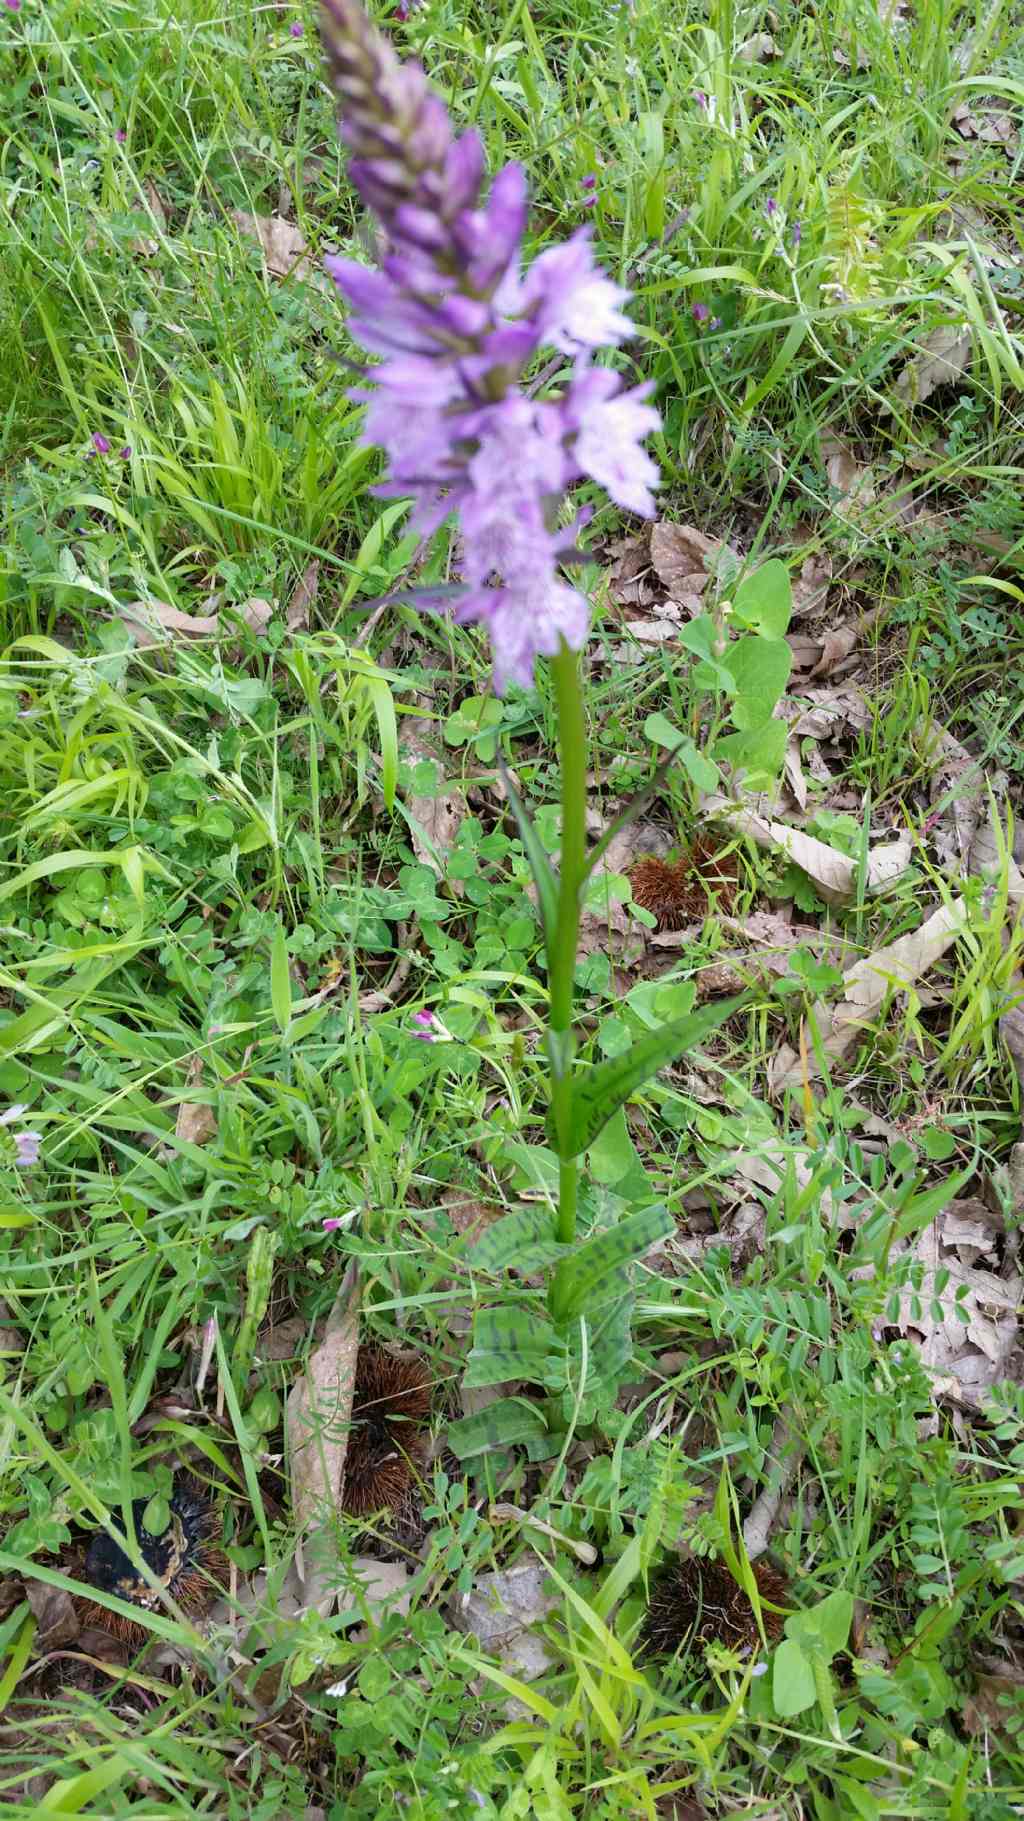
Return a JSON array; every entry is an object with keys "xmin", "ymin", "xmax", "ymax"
[
  {"xmin": 447, "ymin": 1397, "xmax": 550, "ymax": 1458},
  {"xmin": 551, "ymin": 997, "xmax": 743, "ymax": 1157},
  {"xmin": 548, "ymin": 1205, "xmax": 672, "ymax": 1323},
  {"xmin": 271, "ymin": 922, "xmax": 292, "ymax": 1033},
  {"xmin": 498, "ymin": 758, "xmax": 558, "ymax": 962}
]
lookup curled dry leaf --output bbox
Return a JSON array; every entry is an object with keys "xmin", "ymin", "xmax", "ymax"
[
  {"xmin": 449, "ymin": 1560, "xmax": 558, "ymax": 1685},
  {"xmin": 232, "ymin": 210, "xmax": 312, "ymax": 280},
  {"xmin": 26, "ymin": 1581, "xmax": 81, "ymax": 1651},
  {"xmin": 704, "ymin": 796, "xmax": 912, "ymax": 905},
  {"xmin": 786, "ymin": 685, "xmax": 871, "ymax": 738},
  {"xmin": 821, "ymin": 430, "xmax": 876, "ymax": 524},
  {"xmin": 790, "ymin": 550, "xmax": 832, "ymax": 618},
  {"xmin": 285, "ymin": 1262, "xmax": 360, "ymax": 1613},
  {"xmin": 649, "ymin": 522, "xmax": 728, "ymax": 617},
  {"xmin": 892, "ymin": 1202, "xmax": 1020, "ymax": 1399},
  {"xmin": 287, "ymin": 560, "xmax": 320, "ymax": 631},
  {"xmin": 886, "ymin": 324, "xmax": 972, "ymax": 410},
  {"xmin": 174, "ymin": 1056, "xmax": 217, "ymax": 1149},
  {"xmin": 118, "ymin": 595, "xmax": 276, "ymax": 647},
  {"xmin": 808, "ymin": 623, "xmax": 860, "ymax": 679},
  {"xmin": 400, "ymin": 726, "xmax": 467, "ymax": 878},
  {"xmin": 769, "ymin": 897, "xmax": 968, "ymax": 1094}
]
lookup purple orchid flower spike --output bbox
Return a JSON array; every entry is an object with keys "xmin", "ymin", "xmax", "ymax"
[{"xmin": 317, "ymin": 0, "xmax": 660, "ymax": 692}]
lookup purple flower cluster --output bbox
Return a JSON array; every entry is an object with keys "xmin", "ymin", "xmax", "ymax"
[{"xmin": 319, "ymin": 0, "xmax": 659, "ymax": 691}]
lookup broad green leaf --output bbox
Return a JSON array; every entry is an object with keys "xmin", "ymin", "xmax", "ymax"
[
  {"xmin": 548, "ymin": 1203, "xmax": 673, "ymax": 1322},
  {"xmin": 714, "ymin": 719, "xmax": 788, "ymax": 782},
  {"xmin": 499, "ymin": 759, "xmax": 558, "ymax": 963},
  {"xmin": 772, "ymin": 1637, "xmax": 816, "ymax": 1717},
  {"xmin": 447, "ymin": 1397, "xmax": 549, "ymax": 1458},
  {"xmin": 676, "ymin": 617, "xmax": 735, "ymax": 692},
  {"xmin": 723, "ymin": 635, "xmax": 792, "ymax": 730},
  {"xmin": 463, "ymin": 1307, "xmax": 562, "ymax": 1389},
  {"xmin": 643, "ymin": 714, "xmax": 720, "ymax": 791},
  {"xmin": 552, "ymin": 997, "xmax": 743, "ymax": 1157},
  {"xmin": 587, "ymin": 1106, "xmax": 649, "ymax": 1193},
  {"xmin": 466, "ymin": 1205, "xmax": 568, "ymax": 1275},
  {"xmin": 731, "ymin": 559, "xmax": 792, "ymax": 638},
  {"xmin": 785, "ymin": 1588, "xmax": 854, "ymax": 1658},
  {"xmin": 270, "ymin": 923, "xmax": 292, "ymax": 1033}
]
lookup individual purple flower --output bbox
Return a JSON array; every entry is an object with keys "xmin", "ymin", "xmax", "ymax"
[
  {"xmin": 764, "ymin": 195, "xmax": 778, "ymax": 218},
  {"xmin": 91, "ymin": 432, "xmax": 111, "ymax": 454},
  {"xmin": 412, "ymin": 1009, "xmax": 438, "ymax": 1041},
  {"xmin": 1, "ymin": 1106, "xmax": 41, "ymax": 1168},
  {"xmin": 692, "ymin": 301, "xmax": 710, "ymax": 324},
  {"xmin": 290, "ymin": 18, "xmax": 304, "ymax": 33},
  {"xmin": 317, "ymin": 0, "xmax": 660, "ymax": 692},
  {"xmin": 4, "ymin": 0, "xmax": 21, "ymax": 12},
  {"xmin": 115, "ymin": 127, "xmax": 127, "ymax": 143},
  {"xmin": 118, "ymin": 444, "xmax": 132, "ymax": 459},
  {"xmin": 709, "ymin": 315, "xmax": 722, "ymax": 331},
  {"xmin": 791, "ymin": 219, "xmax": 802, "ymax": 246},
  {"xmin": 694, "ymin": 90, "xmax": 706, "ymax": 109}
]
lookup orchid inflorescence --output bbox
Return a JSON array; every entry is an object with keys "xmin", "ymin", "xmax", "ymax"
[{"xmin": 318, "ymin": 0, "xmax": 660, "ymax": 693}]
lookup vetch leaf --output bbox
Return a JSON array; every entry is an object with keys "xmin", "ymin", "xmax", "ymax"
[
  {"xmin": 552, "ymin": 998, "xmax": 743, "ymax": 1157},
  {"xmin": 548, "ymin": 1203, "xmax": 673, "ymax": 1323}
]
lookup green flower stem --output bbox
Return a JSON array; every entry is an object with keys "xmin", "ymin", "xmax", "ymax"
[{"xmin": 548, "ymin": 640, "xmax": 588, "ymax": 1246}]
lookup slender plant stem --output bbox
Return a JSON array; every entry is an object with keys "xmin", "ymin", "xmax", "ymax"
[{"xmin": 548, "ymin": 639, "xmax": 588, "ymax": 1245}]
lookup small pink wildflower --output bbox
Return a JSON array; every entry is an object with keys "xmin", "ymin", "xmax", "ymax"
[
  {"xmin": 115, "ymin": 128, "xmax": 127, "ymax": 143},
  {"xmin": 91, "ymin": 432, "xmax": 111, "ymax": 454},
  {"xmin": 691, "ymin": 301, "xmax": 710, "ymax": 324}
]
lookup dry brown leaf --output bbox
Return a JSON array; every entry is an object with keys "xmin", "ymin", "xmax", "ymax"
[
  {"xmin": 783, "ymin": 736, "xmax": 808, "ymax": 811},
  {"xmin": 286, "ymin": 1263, "xmax": 360, "ymax": 1612},
  {"xmin": 239, "ymin": 597, "xmax": 275, "ymax": 635},
  {"xmin": 769, "ymin": 897, "xmax": 968, "ymax": 1094},
  {"xmin": 808, "ymin": 624, "xmax": 860, "ymax": 678},
  {"xmin": 650, "ymin": 522, "xmax": 725, "ymax": 616},
  {"xmin": 449, "ymin": 1560, "xmax": 558, "ymax": 1685},
  {"xmin": 893, "ymin": 1204, "xmax": 1020, "ymax": 1392},
  {"xmin": 963, "ymin": 1664, "xmax": 1024, "ymax": 1736},
  {"xmin": 704, "ymin": 797, "xmax": 912, "ymax": 905},
  {"xmin": 133, "ymin": 180, "xmax": 168, "ymax": 258},
  {"xmin": 232, "ymin": 210, "xmax": 312, "ymax": 280},
  {"xmin": 26, "ymin": 1581, "xmax": 80, "ymax": 1650},
  {"xmin": 174, "ymin": 1057, "xmax": 217, "ymax": 1149},
  {"xmin": 400, "ymin": 727, "xmax": 467, "ymax": 878},
  {"xmin": 287, "ymin": 560, "xmax": 320, "ymax": 631},
  {"xmin": 786, "ymin": 686, "xmax": 871, "ymax": 738},
  {"xmin": 737, "ymin": 30, "xmax": 778, "ymax": 58},
  {"xmin": 821, "ymin": 431, "xmax": 876, "ymax": 523},
  {"xmin": 790, "ymin": 551, "xmax": 832, "ymax": 618},
  {"xmin": 887, "ymin": 324, "xmax": 972, "ymax": 410},
  {"xmin": 119, "ymin": 600, "xmax": 220, "ymax": 647},
  {"xmin": 605, "ymin": 530, "xmax": 653, "ymax": 609}
]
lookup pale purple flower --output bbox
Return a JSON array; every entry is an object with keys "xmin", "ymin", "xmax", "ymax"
[
  {"xmin": 709, "ymin": 315, "xmax": 721, "ymax": 331},
  {"xmin": 322, "ymin": 1216, "xmax": 345, "ymax": 1230},
  {"xmin": 1, "ymin": 1106, "xmax": 41, "ymax": 1168},
  {"xmin": 115, "ymin": 127, "xmax": 127, "ymax": 143},
  {"xmin": 791, "ymin": 219, "xmax": 802, "ymax": 246},
  {"xmin": 318, "ymin": 0, "xmax": 660, "ymax": 692},
  {"xmin": 764, "ymin": 196, "xmax": 778, "ymax": 218},
  {"xmin": 290, "ymin": 18, "xmax": 304, "ymax": 33},
  {"xmin": 581, "ymin": 174, "xmax": 597, "ymax": 191},
  {"xmin": 91, "ymin": 432, "xmax": 111, "ymax": 454},
  {"xmin": 694, "ymin": 91, "xmax": 706, "ymax": 108},
  {"xmin": 4, "ymin": 0, "xmax": 21, "ymax": 12},
  {"xmin": 412, "ymin": 1009, "xmax": 437, "ymax": 1041},
  {"xmin": 692, "ymin": 301, "xmax": 710, "ymax": 324}
]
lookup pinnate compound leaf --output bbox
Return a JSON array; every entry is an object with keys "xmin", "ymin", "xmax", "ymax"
[
  {"xmin": 548, "ymin": 1204, "xmax": 673, "ymax": 1323},
  {"xmin": 553, "ymin": 997, "xmax": 744, "ymax": 1158}
]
